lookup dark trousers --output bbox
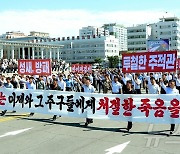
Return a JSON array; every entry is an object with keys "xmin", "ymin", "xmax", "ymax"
[
  {"xmin": 127, "ymin": 121, "xmax": 132, "ymax": 130},
  {"xmin": 170, "ymin": 124, "xmax": 175, "ymax": 132},
  {"xmin": 135, "ymin": 89, "xmax": 141, "ymax": 94},
  {"xmin": 66, "ymin": 87, "xmax": 72, "ymax": 91}
]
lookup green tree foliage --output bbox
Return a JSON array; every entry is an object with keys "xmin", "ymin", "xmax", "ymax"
[{"xmin": 107, "ymin": 56, "xmax": 119, "ymax": 68}]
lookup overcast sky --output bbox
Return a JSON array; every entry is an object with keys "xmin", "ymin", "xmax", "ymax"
[{"xmin": 0, "ymin": 0, "xmax": 179, "ymax": 37}]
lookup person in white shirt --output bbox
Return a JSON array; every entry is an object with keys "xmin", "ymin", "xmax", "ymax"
[
  {"xmin": 58, "ymin": 75, "xmax": 66, "ymax": 91},
  {"xmin": 167, "ymin": 73, "xmax": 173, "ymax": 81},
  {"xmin": 160, "ymin": 79, "xmax": 179, "ymax": 135},
  {"xmin": 26, "ymin": 77, "xmax": 36, "ymax": 117},
  {"xmin": 76, "ymin": 76, "xmax": 95, "ymax": 127},
  {"xmin": 26, "ymin": 77, "xmax": 36, "ymax": 90},
  {"xmin": 133, "ymin": 74, "xmax": 141, "ymax": 94},
  {"xmin": 175, "ymin": 73, "xmax": 180, "ymax": 93},
  {"xmin": 148, "ymin": 77, "xmax": 160, "ymax": 94},
  {"xmin": 112, "ymin": 76, "xmax": 122, "ymax": 94}
]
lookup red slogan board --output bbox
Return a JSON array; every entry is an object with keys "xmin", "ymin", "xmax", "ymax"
[
  {"xmin": 71, "ymin": 64, "xmax": 92, "ymax": 73},
  {"xmin": 122, "ymin": 51, "xmax": 177, "ymax": 73},
  {"xmin": 18, "ymin": 59, "xmax": 51, "ymax": 75}
]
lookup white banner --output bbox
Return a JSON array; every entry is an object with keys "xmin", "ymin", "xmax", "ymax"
[{"xmin": 0, "ymin": 88, "xmax": 180, "ymax": 124}]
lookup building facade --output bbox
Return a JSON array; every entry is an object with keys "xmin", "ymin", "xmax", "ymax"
[
  {"xmin": 0, "ymin": 40, "xmax": 63, "ymax": 60},
  {"xmin": 151, "ymin": 17, "xmax": 180, "ymax": 51},
  {"xmin": 127, "ymin": 24, "xmax": 152, "ymax": 52},
  {"xmin": 127, "ymin": 17, "xmax": 180, "ymax": 57},
  {"xmin": 79, "ymin": 26, "xmax": 109, "ymax": 37},
  {"xmin": 103, "ymin": 23, "xmax": 127, "ymax": 52},
  {"xmin": 42, "ymin": 35, "xmax": 119, "ymax": 63}
]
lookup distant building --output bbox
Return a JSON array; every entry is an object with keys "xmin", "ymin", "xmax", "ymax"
[
  {"xmin": 30, "ymin": 31, "xmax": 50, "ymax": 38},
  {"xmin": 103, "ymin": 23, "xmax": 127, "ymax": 52},
  {"xmin": 127, "ymin": 16, "xmax": 180, "ymax": 56},
  {"xmin": 0, "ymin": 31, "xmax": 27, "ymax": 39},
  {"xmin": 79, "ymin": 26, "xmax": 109, "ymax": 37},
  {"xmin": 41, "ymin": 35, "xmax": 119, "ymax": 63},
  {"xmin": 151, "ymin": 17, "xmax": 180, "ymax": 51},
  {"xmin": 127, "ymin": 24, "xmax": 152, "ymax": 52}
]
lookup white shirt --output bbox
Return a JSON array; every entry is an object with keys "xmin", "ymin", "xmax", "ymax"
[
  {"xmin": 176, "ymin": 78, "xmax": 180, "ymax": 87},
  {"xmin": 133, "ymin": 78, "xmax": 141, "ymax": 90},
  {"xmin": 167, "ymin": 74, "xmax": 172, "ymax": 81},
  {"xmin": 58, "ymin": 80, "xmax": 66, "ymax": 91},
  {"xmin": 26, "ymin": 82, "xmax": 36, "ymax": 90},
  {"xmin": 112, "ymin": 81, "xmax": 122, "ymax": 93},
  {"xmin": 160, "ymin": 82, "xmax": 179, "ymax": 94},
  {"xmin": 148, "ymin": 84, "xmax": 160, "ymax": 94},
  {"xmin": 82, "ymin": 84, "xmax": 95, "ymax": 93}
]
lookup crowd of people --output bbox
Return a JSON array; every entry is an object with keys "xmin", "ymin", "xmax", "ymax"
[
  {"xmin": 0, "ymin": 59, "xmax": 18, "ymax": 73},
  {"xmin": 0, "ymin": 69, "xmax": 180, "ymax": 134}
]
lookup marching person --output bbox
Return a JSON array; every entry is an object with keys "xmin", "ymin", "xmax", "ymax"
[
  {"xmin": 65, "ymin": 75, "xmax": 74, "ymax": 91},
  {"xmin": 160, "ymin": 79, "xmax": 179, "ymax": 134},
  {"xmin": 133, "ymin": 73, "xmax": 141, "ymax": 94},
  {"xmin": 58, "ymin": 75, "xmax": 66, "ymax": 91},
  {"xmin": 51, "ymin": 79, "xmax": 62, "ymax": 121},
  {"xmin": 123, "ymin": 80, "xmax": 136, "ymax": 132},
  {"xmin": 76, "ymin": 76, "xmax": 95, "ymax": 127},
  {"xmin": 148, "ymin": 77, "xmax": 160, "ymax": 94},
  {"xmin": 112, "ymin": 76, "xmax": 122, "ymax": 94},
  {"xmin": 1, "ymin": 77, "xmax": 13, "ymax": 116}
]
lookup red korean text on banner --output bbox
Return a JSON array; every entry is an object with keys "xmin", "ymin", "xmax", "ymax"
[
  {"xmin": 18, "ymin": 59, "xmax": 52, "ymax": 75},
  {"xmin": 71, "ymin": 64, "xmax": 92, "ymax": 73},
  {"xmin": 122, "ymin": 51, "xmax": 177, "ymax": 73}
]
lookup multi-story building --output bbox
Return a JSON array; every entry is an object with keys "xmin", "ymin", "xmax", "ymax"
[
  {"xmin": 103, "ymin": 23, "xmax": 127, "ymax": 52},
  {"xmin": 127, "ymin": 24, "xmax": 152, "ymax": 52},
  {"xmin": 79, "ymin": 26, "xmax": 109, "ymax": 37},
  {"xmin": 42, "ymin": 35, "xmax": 119, "ymax": 63},
  {"xmin": 127, "ymin": 17, "xmax": 180, "ymax": 57},
  {"xmin": 151, "ymin": 17, "xmax": 180, "ymax": 51}
]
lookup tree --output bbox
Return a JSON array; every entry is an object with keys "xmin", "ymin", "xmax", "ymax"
[
  {"xmin": 94, "ymin": 57, "xmax": 103, "ymax": 65},
  {"xmin": 107, "ymin": 56, "xmax": 119, "ymax": 68}
]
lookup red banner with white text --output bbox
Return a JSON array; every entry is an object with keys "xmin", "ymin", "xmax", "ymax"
[
  {"xmin": 122, "ymin": 51, "xmax": 177, "ymax": 73},
  {"xmin": 71, "ymin": 64, "xmax": 92, "ymax": 73},
  {"xmin": 18, "ymin": 59, "xmax": 51, "ymax": 75}
]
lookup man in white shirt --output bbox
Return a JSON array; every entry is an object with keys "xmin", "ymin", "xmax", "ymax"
[
  {"xmin": 58, "ymin": 75, "xmax": 66, "ymax": 91},
  {"xmin": 133, "ymin": 74, "xmax": 141, "ymax": 94},
  {"xmin": 112, "ymin": 76, "xmax": 122, "ymax": 94},
  {"xmin": 76, "ymin": 76, "xmax": 95, "ymax": 126},
  {"xmin": 26, "ymin": 77, "xmax": 36, "ymax": 90},
  {"xmin": 160, "ymin": 79, "xmax": 179, "ymax": 134},
  {"xmin": 148, "ymin": 77, "xmax": 160, "ymax": 94},
  {"xmin": 175, "ymin": 73, "xmax": 180, "ymax": 93}
]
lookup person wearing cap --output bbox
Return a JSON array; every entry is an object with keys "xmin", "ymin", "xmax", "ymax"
[{"xmin": 160, "ymin": 79, "xmax": 179, "ymax": 134}]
